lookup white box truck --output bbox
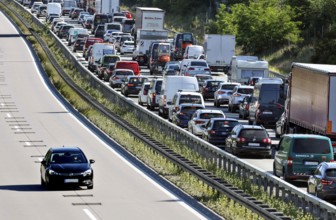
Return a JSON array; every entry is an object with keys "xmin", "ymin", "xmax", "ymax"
[
  {"xmin": 229, "ymin": 56, "xmax": 269, "ymax": 84},
  {"xmin": 97, "ymin": 0, "xmax": 119, "ymax": 14},
  {"xmin": 204, "ymin": 34, "xmax": 235, "ymax": 72},
  {"xmin": 135, "ymin": 7, "xmax": 165, "ymax": 31},
  {"xmin": 158, "ymin": 76, "xmax": 199, "ymax": 118}
]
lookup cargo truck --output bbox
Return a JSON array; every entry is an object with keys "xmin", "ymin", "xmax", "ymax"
[
  {"xmin": 95, "ymin": 0, "xmax": 119, "ymax": 14},
  {"xmin": 204, "ymin": 34, "xmax": 235, "ymax": 73},
  {"xmin": 282, "ymin": 63, "xmax": 336, "ymax": 149},
  {"xmin": 135, "ymin": 7, "xmax": 165, "ymax": 31}
]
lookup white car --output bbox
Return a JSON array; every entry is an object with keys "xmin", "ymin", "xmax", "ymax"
[
  {"xmin": 188, "ymin": 109, "xmax": 226, "ymax": 136},
  {"xmin": 138, "ymin": 82, "xmax": 151, "ymax": 106},
  {"xmin": 214, "ymin": 82, "xmax": 240, "ymax": 107},
  {"xmin": 120, "ymin": 40, "xmax": 135, "ymax": 55}
]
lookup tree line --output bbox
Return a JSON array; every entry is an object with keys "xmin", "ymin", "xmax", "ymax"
[{"xmin": 122, "ymin": 0, "xmax": 336, "ymax": 64}]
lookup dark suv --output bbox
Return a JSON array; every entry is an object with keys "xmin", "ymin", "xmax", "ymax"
[{"xmin": 225, "ymin": 124, "xmax": 272, "ymax": 158}]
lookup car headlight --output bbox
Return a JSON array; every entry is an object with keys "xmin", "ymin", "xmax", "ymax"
[
  {"xmin": 82, "ymin": 169, "xmax": 92, "ymax": 176},
  {"xmin": 48, "ymin": 169, "xmax": 59, "ymax": 175}
]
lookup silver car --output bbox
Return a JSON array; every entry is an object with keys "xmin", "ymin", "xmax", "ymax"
[
  {"xmin": 214, "ymin": 82, "xmax": 240, "ymax": 107},
  {"xmin": 188, "ymin": 109, "xmax": 226, "ymax": 136},
  {"xmin": 228, "ymin": 85, "xmax": 254, "ymax": 113}
]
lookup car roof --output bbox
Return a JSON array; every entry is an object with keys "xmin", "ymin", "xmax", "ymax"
[
  {"xmin": 236, "ymin": 85, "xmax": 254, "ymax": 89},
  {"xmin": 282, "ymin": 134, "xmax": 330, "ymax": 140},
  {"xmin": 179, "ymin": 103, "xmax": 204, "ymax": 108},
  {"xmin": 237, "ymin": 124, "xmax": 265, "ymax": 129},
  {"xmin": 114, "ymin": 68, "xmax": 134, "ymax": 72},
  {"xmin": 195, "ymin": 109, "xmax": 224, "ymax": 114},
  {"xmin": 220, "ymin": 82, "xmax": 240, "ymax": 85}
]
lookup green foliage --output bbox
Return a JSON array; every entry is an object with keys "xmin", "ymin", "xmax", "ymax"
[{"xmin": 215, "ymin": 0, "xmax": 302, "ymax": 54}]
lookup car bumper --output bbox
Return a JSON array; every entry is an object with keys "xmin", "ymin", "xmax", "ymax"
[
  {"xmin": 46, "ymin": 175, "xmax": 93, "ymax": 187},
  {"xmin": 234, "ymin": 145, "xmax": 272, "ymax": 156}
]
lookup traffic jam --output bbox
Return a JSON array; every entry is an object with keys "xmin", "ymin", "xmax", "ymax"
[{"xmin": 24, "ymin": 0, "xmax": 336, "ymax": 202}]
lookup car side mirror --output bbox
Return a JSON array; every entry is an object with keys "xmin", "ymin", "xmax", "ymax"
[
  {"xmin": 89, "ymin": 159, "xmax": 95, "ymax": 164},
  {"xmin": 41, "ymin": 159, "xmax": 46, "ymax": 165}
]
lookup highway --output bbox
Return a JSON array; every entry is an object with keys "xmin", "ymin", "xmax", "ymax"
[{"xmin": 0, "ymin": 10, "xmax": 219, "ymax": 220}]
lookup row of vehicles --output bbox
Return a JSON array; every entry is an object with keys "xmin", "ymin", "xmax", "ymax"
[{"xmin": 34, "ymin": 2, "xmax": 336, "ymax": 202}]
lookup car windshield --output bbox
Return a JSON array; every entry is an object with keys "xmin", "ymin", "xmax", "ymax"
[
  {"xmin": 239, "ymin": 129, "xmax": 268, "ymax": 138},
  {"xmin": 50, "ymin": 152, "xmax": 87, "ymax": 164},
  {"xmin": 179, "ymin": 95, "xmax": 202, "ymax": 104},
  {"xmin": 292, "ymin": 139, "xmax": 331, "ymax": 154},
  {"xmin": 200, "ymin": 113, "xmax": 223, "ymax": 119}
]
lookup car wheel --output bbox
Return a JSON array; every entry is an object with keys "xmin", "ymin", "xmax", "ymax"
[
  {"xmin": 139, "ymin": 101, "xmax": 143, "ymax": 106},
  {"xmin": 283, "ymin": 168, "xmax": 290, "ymax": 182},
  {"xmin": 248, "ymin": 119, "xmax": 253, "ymax": 125},
  {"xmin": 87, "ymin": 184, "xmax": 93, "ymax": 189},
  {"xmin": 41, "ymin": 176, "xmax": 46, "ymax": 187},
  {"xmin": 238, "ymin": 112, "xmax": 242, "ymax": 118},
  {"xmin": 149, "ymin": 104, "xmax": 154, "ymax": 111}
]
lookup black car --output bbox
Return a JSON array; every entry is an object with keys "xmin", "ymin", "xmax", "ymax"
[
  {"xmin": 202, "ymin": 118, "xmax": 240, "ymax": 146},
  {"xmin": 307, "ymin": 162, "xmax": 336, "ymax": 200},
  {"xmin": 225, "ymin": 124, "xmax": 272, "ymax": 157},
  {"xmin": 171, "ymin": 104, "xmax": 204, "ymax": 128},
  {"xmin": 200, "ymin": 80, "xmax": 223, "ymax": 100},
  {"xmin": 238, "ymin": 95, "xmax": 252, "ymax": 119},
  {"xmin": 121, "ymin": 76, "xmax": 148, "ymax": 97},
  {"xmin": 40, "ymin": 147, "xmax": 94, "ymax": 189}
]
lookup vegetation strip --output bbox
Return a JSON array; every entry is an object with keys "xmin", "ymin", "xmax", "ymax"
[{"xmin": 0, "ymin": 2, "xmax": 315, "ymax": 219}]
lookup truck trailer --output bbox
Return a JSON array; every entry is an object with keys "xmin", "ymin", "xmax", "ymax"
[
  {"xmin": 283, "ymin": 63, "xmax": 336, "ymax": 148},
  {"xmin": 204, "ymin": 34, "xmax": 235, "ymax": 73},
  {"xmin": 135, "ymin": 7, "xmax": 165, "ymax": 31}
]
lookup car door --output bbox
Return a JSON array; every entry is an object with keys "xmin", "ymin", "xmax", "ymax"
[{"xmin": 40, "ymin": 150, "xmax": 52, "ymax": 182}]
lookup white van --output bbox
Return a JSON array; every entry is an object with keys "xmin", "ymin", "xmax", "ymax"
[
  {"xmin": 88, "ymin": 43, "xmax": 116, "ymax": 72},
  {"xmin": 67, "ymin": 28, "xmax": 89, "ymax": 46},
  {"xmin": 47, "ymin": 2, "xmax": 61, "ymax": 17},
  {"xmin": 183, "ymin": 45, "xmax": 205, "ymax": 59},
  {"xmin": 158, "ymin": 76, "xmax": 199, "ymax": 118}
]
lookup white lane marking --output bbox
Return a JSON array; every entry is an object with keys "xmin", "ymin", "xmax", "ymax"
[
  {"xmin": 83, "ymin": 209, "xmax": 97, "ymax": 220},
  {"xmin": 6, "ymin": 113, "xmax": 12, "ymax": 118},
  {"xmin": 25, "ymin": 141, "xmax": 31, "ymax": 146}
]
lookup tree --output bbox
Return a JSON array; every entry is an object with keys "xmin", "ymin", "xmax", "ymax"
[{"xmin": 214, "ymin": 0, "xmax": 302, "ymax": 54}]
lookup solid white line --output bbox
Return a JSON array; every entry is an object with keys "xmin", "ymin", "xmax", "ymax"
[{"xmin": 83, "ymin": 209, "xmax": 97, "ymax": 220}]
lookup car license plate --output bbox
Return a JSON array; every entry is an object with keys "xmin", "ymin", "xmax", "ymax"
[
  {"xmin": 304, "ymin": 161, "xmax": 318, "ymax": 166},
  {"xmin": 263, "ymin": 111, "xmax": 272, "ymax": 115},
  {"xmin": 248, "ymin": 143, "xmax": 260, "ymax": 147},
  {"xmin": 221, "ymin": 132, "xmax": 227, "ymax": 135},
  {"xmin": 64, "ymin": 179, "xmax": 79, "ymax": 183}
]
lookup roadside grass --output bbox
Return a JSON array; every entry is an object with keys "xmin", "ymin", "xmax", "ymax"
[{"xmin": 1, "ymin": 2, "xmax": 316, "ymax": 219}]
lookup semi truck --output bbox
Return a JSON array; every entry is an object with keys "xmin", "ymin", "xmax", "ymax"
[
  {"xmin": 281, "ymin": 63, "xmax": 336, "ymax": 148},
  {"xmin": 229, "ymin": 56, "xmax": 269, "ymax": 84},
  {"xmin": 204, "ymin": 34, "xmax": 235, "ymax": 73},
  {"xmin": 135, "ymin": 7, "xmax": 165, "ymax": 31}
]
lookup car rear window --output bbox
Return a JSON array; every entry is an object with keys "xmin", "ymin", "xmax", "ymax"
[
  {"xmin": 190, "ymin": 61, "xmax": 207, "ymax": 67},
  {"xmin": 105, "ymin": 57, "xmax": 120, "ymax": 64},
  {"xmin": 326, "ymin": 169, "xmax": 336, "ymax": 177},
  {"xmin": 214, "ymin": 120, "xmax": 239, "ymax": 129},
  {"xmin": 155, "ymin": 81, "xmax": 162, "ymax": 93},
  {"xmin": 179, "ymin": 95, "xmax": 202, "ymax": 104},
  {"xmin": 116, "ymin": 71, "xmax": 133, "ymax": 76},
  {"xmin": 237, "ymin": 88, "xmax": 253, "ymax": 94},
  {"xmin": 129, "ymin": 77, "xmax": 147, "ymax": 84},
  {"xmin": 292, "ymin": 138, "xmax": 331, "ymax": 154},
  {"xmin": 221, "ymin": 84, "xmax": 237, "ymax": 90},
  {"xmin": 200, "ymin": 113, "xmax": 223, "ymax": 119},
  {"xmin": 207, "ymin": 81, "xmax": 221, "ymax": 88},
  {"xmin": 239, "ymin": 129, "xmax": 268, "ymax": 138}
]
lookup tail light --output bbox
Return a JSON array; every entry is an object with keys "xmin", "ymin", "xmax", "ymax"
[
  {"xmin": 262, "ymin": 138, "xmax": 272, "ymax": 144},
  {"xmin": 246, "ymin": 104, "xmax": 249, "ymax": 110},
  {"xmin": 218, "ymin": 91, "xmax": 226, "ymax": 94},
  {"xmin": 237, "ymin": 137, "xmax": 246, "ymax": 143},
  {"xmin": 287, "ymin": 157, "xmax": 293, "ymax": 166},
  {"xmin": 204, "ymin": 68, "xmax": 210, "ymax": 71},
  {"xmin": 188, "ymin": 67, "xmax": 195, "ymax": 71},
  {"xmin": 209, "ymin": 130, "xmax": 216, "ymax": 134},
  {"xmin": 233, "ymin": 93, "xmax": 241, "ymax": 97},
  {"xmin": 128, "ymin": 83, "xmax": 134, "ymax": 86},
  {"xmin": 195, "ymin": 120, "xmax": 203, "ymax": 124},
  {"xmin": 321, "ymin": 179, "xmax": 333, "ymax": 185},
  {"xmin": 175, "ymin": 106, "xmax": 179, "ymax": 111}
]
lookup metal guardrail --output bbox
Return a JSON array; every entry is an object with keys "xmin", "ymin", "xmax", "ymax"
[{"xmin": 8, "ymin": 1, "xmax": 336, "ymax": 219}]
